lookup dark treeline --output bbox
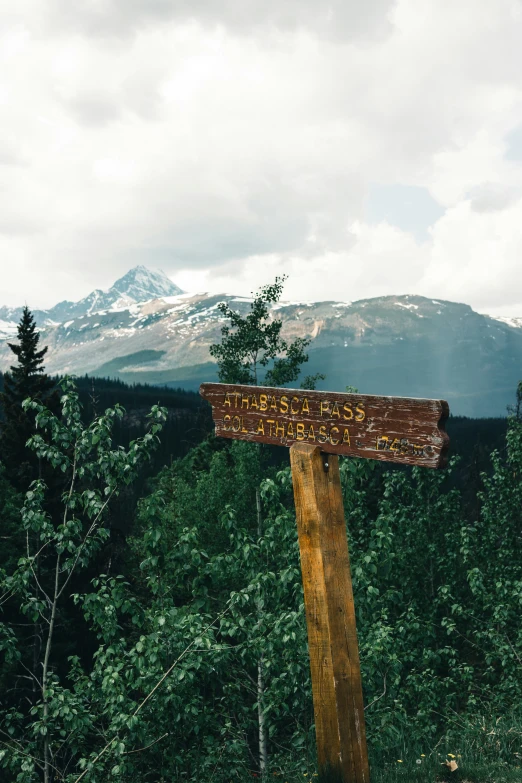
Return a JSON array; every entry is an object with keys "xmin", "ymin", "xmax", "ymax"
[
  {"xmin": 0, "ymin": 370, "xmax": 204, "ymax": 416},
  {"xmin": 0, "ymin": 368, "xmax": 212, "ymax": 472}
]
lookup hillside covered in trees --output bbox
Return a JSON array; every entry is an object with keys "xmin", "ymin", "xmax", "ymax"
[{"xmin": 0, "ymin": 291, "xmax": 521, "ymax": 783}]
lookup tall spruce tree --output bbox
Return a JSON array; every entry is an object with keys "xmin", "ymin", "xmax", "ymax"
[{"xmin": 0, "ymin": 306, "xmax": 55, "ymax": 489}]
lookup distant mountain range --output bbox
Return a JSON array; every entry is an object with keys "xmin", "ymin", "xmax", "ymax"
[{"xmin": 1, "ymin": 265, "xmax": 521, "ymax": 417}]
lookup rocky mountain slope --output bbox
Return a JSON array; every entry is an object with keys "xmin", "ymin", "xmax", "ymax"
[{"xmin": 1, "ymin": 266, "xmax": 521, "ymax": 417}]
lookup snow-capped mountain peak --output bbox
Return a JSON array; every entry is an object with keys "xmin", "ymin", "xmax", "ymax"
[{"xmin": 110, "ymin": 266, "xmax": 183, "ymax": 303}]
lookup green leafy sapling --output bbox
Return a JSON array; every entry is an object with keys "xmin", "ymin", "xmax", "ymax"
[
  {"xmin": 207, "ymin": 276, "xmax": 324, "ymax": 779},
  {"xmin": 209, "ymin": 275, "xmax": 314, "ymax": 387}
]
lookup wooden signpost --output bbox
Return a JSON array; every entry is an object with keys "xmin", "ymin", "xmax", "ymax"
[{"xmin": 200, "ymin": 383, "xmax": 450, "ymax": 783}]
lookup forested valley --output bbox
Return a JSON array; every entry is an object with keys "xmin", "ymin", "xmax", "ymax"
[{"xmin": 1, "ymin": 287, "xmax": 521, "ymax": 783}]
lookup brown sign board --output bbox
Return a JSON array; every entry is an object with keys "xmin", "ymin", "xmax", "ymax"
[{"xmin": 200, "ymin": 382, "xmax": 450, "ymax": 469}]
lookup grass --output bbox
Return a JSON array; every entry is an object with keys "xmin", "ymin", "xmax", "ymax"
[
  {"xmin": 371, "ymin": 759, "xmax": 522, "ymax": 783},
  {"xmin": 259, "ymin": 761, "xmax": 522, "ymax": 783},
  {"xmin": 214, "ymin": 713, "xmax": 522, "ymax": 783},
  {"xmin": 254, "ymin": 721, "xmax": 522, "ymax": 783}
]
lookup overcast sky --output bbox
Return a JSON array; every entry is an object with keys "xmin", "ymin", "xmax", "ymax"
[{"xmin": 2, "ymin": 0, "xmax": 522, "ymax": 315}]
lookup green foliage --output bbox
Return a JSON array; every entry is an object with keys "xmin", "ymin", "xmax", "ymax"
[
  {"xmin": 129, "ymin": 440, "xmax": 313, "ymax": 779},
  {"xmin": 300, "ymin": 373, "xmax": 326, "ymax": 390},
  {"xmin": 0, "ymin": 378, "xmax": 167, "ymax": 782},
  {"xmin": 209, "ymin": 276, "xmax": 312, "ymax": 385}
]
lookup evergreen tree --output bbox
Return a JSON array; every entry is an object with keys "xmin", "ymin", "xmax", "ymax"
[{"xmin": 0, "ymin": 306, "xmax": 55, "ymax": 489}]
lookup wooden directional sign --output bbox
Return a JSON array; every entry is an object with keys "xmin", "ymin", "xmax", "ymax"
[
  {"xmin": 199, "ymin": 381, "xmax": 450, "ymax": 783},
  {"xmin": 200, "ymin": 383, "xmax": 449, "ymax": 469}
]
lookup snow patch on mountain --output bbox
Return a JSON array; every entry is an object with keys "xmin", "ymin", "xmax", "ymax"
[
  {"xmin": 272, "ymin": 301, "xmax": 314, "ymax": 310},
  {"xmin": 160, "ymin": 293, "xmax": 195, "ymax": 305},
  {"xmin": 0, "ymin": 320, "xmax": 17, "ymax": 339},
  {"xmin": 489, "ymin": 315, "xmax": 522, "ymax": 329}
]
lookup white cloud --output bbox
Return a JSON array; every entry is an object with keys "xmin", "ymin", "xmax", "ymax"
[
  {"xmin": 41, "ymin": 0, "xmax": 395, "ymax": 42},
  {"xmin": 423, "ymin": 198, "xmax": 522, "ymax": 313},
  {"xmin": 1, "ymin": 0, "xmax": 522, "ymax": 317},
  {"xmin": 178, "ymin": 221, "xmax": 427, "ymax": 303}
]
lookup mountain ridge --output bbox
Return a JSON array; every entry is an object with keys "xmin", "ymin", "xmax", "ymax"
[{"xmin": 1, "ymin": 267, "xmax": 521, "ymax": 417}]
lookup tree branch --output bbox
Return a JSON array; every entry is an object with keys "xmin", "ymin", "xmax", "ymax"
[
  {"xmin": 123, "ymin": 732, "xmax": 169, "ymax": 755},
  {"xmin": 56, "ymin": 487, "xmax": 117, "ymax": 601},
  {"xmin": 364, "ymin": 671, "xmax": 387, "ymax": 711},
  {"xmin": 26, "ymin": 531, "xmax": 52, "ymax": 607}
]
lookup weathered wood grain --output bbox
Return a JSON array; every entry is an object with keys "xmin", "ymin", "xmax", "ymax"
[
  {"xmin": 200, "ymin": 382, "xmax": 449, "ymax": 468},
  {"xmin": 291, "ymin": 444, "xmax": 370, "ymax": 783}
]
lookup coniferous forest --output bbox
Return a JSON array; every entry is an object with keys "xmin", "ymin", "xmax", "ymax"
[{"xmin": 1, "ymin": 291, "xmax": 522, "ymax": 783}]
